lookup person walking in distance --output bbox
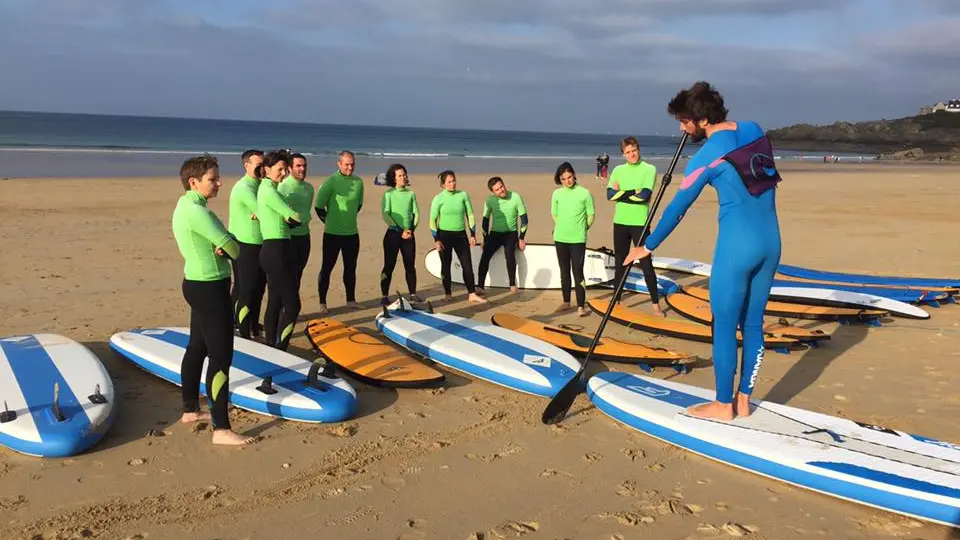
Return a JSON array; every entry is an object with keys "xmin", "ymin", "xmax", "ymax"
[
  {"xmin": 315, "ymin": 151, "xmax": 364, "ymax": 313},
  {"xmin": 228, "ymin": 149, "xmax": 267, "ymax": 339},
  {"xmin": 476, "ymin": 176, "xmax": 528, "ymax": 293}
]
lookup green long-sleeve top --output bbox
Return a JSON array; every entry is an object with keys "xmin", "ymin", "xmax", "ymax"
[
  {"xmin": 278, "ymin": 176, "xmax": 315, "ymax": 237},
  {"xmin": 227, "ymin": 174, "xmax": 262, "ymax": 245},
  {"xmin": 172, "ymin": 191, "xmax": 239, "ymax": 281},
  {"xmin": 257, "ymin": 179, "xmax": 299, "ymax": 240},
  {"xmin": 429, "ymin": 189, "xmax": 475, "ymax": 239},
  {"xmin": 314, "ymin": 171, "xmax": 364, "ymax": 236},
  {"xmin": 482, "ymin": 191, "xmax": 528, "ymax": 239},
  {"xmin": 381, "ymin": 186, "xmax": 420, "ymax": 231},
  {"xmin": 551, "ymin": 183, "xmax": 595, "ymax": 244}
]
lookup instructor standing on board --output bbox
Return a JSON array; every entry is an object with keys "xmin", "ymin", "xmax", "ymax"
[{"xmin": 315, "ymin": 150, "xmax": 364, "ymax": 313}]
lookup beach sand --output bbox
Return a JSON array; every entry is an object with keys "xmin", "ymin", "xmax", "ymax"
[{"xmin": 1, "ymin": 161, "xmax": 959, "ymax": 540}]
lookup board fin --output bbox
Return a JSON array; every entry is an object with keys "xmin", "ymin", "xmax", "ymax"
[
  {"xmin": 52, "ymin": 382, "xmax": 66, "ymax": 422},
  {"xmin": 381, "ymin": 306, "xmax": 391, "ymax": 319},
  {"xmin": 306, "ymin": 360, "xmax": 337, "ymax": 392},
  {"xmin": 88, "ymin": 384, "xmax": 108, "ymax": 404},
  {"xmin": 256, "ymin": 376, "xmax": 278, "ymax": 395},
  {"xmin": 0, "ymin": 401, "xmax": 15, "ymax": 423}
]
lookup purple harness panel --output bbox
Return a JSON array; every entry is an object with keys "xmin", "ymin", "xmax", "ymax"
[{"xmin": 722, "ymin": 135, "xmax": 782, "ymax": 196}]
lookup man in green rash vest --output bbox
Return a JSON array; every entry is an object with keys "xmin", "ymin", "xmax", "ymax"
[
  {"xmin": 172, "ymin": 154, "xmax": 256, "ymax": 446},
  {"xmin": 476, "ymin": 176, "xmax": 528, "ymax": 293},
  {"xmin": 607, "ymin": 136, "xmax": 663, "ymax": 314},
  {"xmin": 315, "ymin": 150, "xmax": 364, "ymax": 313},
  {"xmin": 228, "ymin": 149, "xmax": 267, "ymax": 339},
  {"xmin": 278, "ymin": 152, "xmax": 314, "ymax": 288}
]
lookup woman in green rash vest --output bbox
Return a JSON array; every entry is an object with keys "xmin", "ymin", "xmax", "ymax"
[
  {"xmin": 229, "ymin": 149, "xmax": 267, "ymax": 340},
  {"xmin": 277, "ymin": 152, "xmax": 314, "ymax": 288},
  {"xmin": 430, "ymin": 170, "xmax": 486, "ymax": 303},
  {"xmin": 476, "ymin": 176, "xmax": 528, "ymax": 293},
  {"xmin": 315, "ymin": 150, "xmax": 364, "ymax": 313},
  {"xmin": 551, "ymin": 161, "xmax": 595, "ymax": 317},
  {"xmin": 172, "ymin": 154, "xmax": 255, "ymax": 446},
  {"xmin": 257, "ymin": 150, "xmax": 302, "ymax": 351},
  {"xmin": 379, "ymin": 163, "xmax": 423, "ymax": 305}
]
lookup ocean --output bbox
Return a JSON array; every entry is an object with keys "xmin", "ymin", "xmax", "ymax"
[{"xmin": 0, "ymin": 110, "xmax": 867, "ymax": 179}]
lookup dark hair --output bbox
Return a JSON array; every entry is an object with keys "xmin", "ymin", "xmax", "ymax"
[
  {"xmin": 438, "ymin": 169, "xmax": 456, "ymax": 185},
  {"xmin": 385, "ymin": 163, "xmax": 406, "ymax": 188},
  {"xmin": 339, "ymin": 150, "xmax": 355, "ymax": 160},
  {"xmin": 487, "ymin": 176, "xmax": 504, "ymax": 191},
  {"xmin": 619, "ymin": 136, "xmax": 639, "ymax": 153},
  {"xmin": 263, "ymin": 149, "xmax": 291, "ymax": 168},
  {"xmin": 554, "ymin": 162, "xmax": 576, "ymax": 185},
  {"xmin": 241, "ymin": 149, "xmax": 263, "ymax": 163},
  {"xmin": 667, "ymin": 81, "xmax": 728, "ymax": 124},
  {"xmin": 180, "ymin": 154, "xmax": 219, "ymax": 191},
  {"xmin": 290, "ymin": 152, "xmax": 307, "ymax": 164}
]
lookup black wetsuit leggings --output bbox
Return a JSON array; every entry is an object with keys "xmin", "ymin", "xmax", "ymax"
[
  {"xmin": 437, "ymin": 229, "xmax": 475, "ymax": 295},
  {"xmin": 317, "ymin": 233, "xmax": 360, "ymax": 304},
  {"xmin": 380, "ymin": 229, "xmax": 417, "ymax": 297},
  {"xmin": 555, "ymin": 242, "xmax": 586, "ymax": 307},
  {"xmin": 477, "ymin": 231, "xmax": 519, "ymax": 288},
  {"xmin": 233, "ymin": 241, "xmax": 267, "ymax": 339},
  {"xmin": 290, "ymin": 233, "xmax": 311, "ymax": 287},
  {"xmin": 613, "ymin": 223, "xmax": 659, "ymax": 304},
  {"xmin": 260, "ymin": 239, "xmax": 301, "ymax": 350},
  {"xmin": 181, "ymin": 277, "xmax": 233, "ymax": 430}
]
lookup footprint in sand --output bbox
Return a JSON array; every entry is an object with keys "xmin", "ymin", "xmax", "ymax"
[
  {"xmin": 647, "ymin": 463, "xmax": 665, "ymax": 472},
  {"xmin": 615, "ymin": 480, "xmax": 638, "ymax": 497},
  {"xmin": 620, "ymin": 448, "xmax": 645, "ymax": 462},
  {"xmin": 328, "ymin": 423, "xmax": 359, "ymax": 438},
  {"xmin": 596, "ymin": 511, "xmax": 656, "ymax": 526},
  {"xmin": 466, "ymin": 446, "xmax": 524, "ymax": 463},
  {"xmin": 539, "ymin": 468, "xmax": 573, "ymax": 479},
  {"xmin": 582, "ymin": 452, "xmax": 603, "ymax": 462},
  {"xmin": 382, "ymin": 476, "xmax": 406, "ymax": 491}
]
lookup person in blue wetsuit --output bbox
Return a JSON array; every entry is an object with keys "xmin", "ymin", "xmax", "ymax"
[{"xmin": 625, "ymin": 81, "xmax": 783, "ymax": 422}]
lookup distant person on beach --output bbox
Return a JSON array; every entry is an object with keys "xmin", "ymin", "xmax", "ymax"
[
  {"xmin": 228, "ymin": 149, "xmax": 267, "ymax": 340},
  {"xmin": 625, "ymin": 81, "xmax": 783, "ymax": 422},
  {"xmin": 551, "ymin": 161, "xmax": 595, "ymax": 317},
  {"xmin": 379, "ymin": 163, "xmax": 423, "ymax": 305},
  {"xmin": 596, "ymin": 152, "xmax": 610, "ymax": 180},
  {"xmin": 278, "ymin": 153, "xmax": 314, "ymax": 288},
  {"xmin": 172, "ymin": 154, "xmax": 255, "ymax": 446},
  {"xmin": 430, "ymin": 170, "xmax": 486, "ymax": 303},
  {"xmin": 315, "ymin": 150, "xmax": 364, "ymax": 313},
  {"xmin": 607, "ymin": 136, "xmax": 663, "ymax": 315},
  {"xmin": 257, "ymin": 150, "xmax": 302, "ymax": 350},
  {"xmin": 476, "ymin": 176, "xmax": 528, "ymax": 293}
]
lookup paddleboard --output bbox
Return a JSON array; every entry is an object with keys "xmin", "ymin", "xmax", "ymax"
[
  {"xmin": 587, "ymin": 372, "xmax": 960, "ymax": 528},
  {"xmin": 0, "ymin": 334, "xmax": 115, "ymax": 458},
  {"xmin": 682, "ymin": 286, "xmax": 889, "ymax": 322},
  {"xmin": 778, "ymin": 263, "xmax": 960, "ymax": 290},
  {"xmin": 423, "ymin": 243, "xmax": 615, "ymax": 290},
  {"xmin": 664, "ymin": 293, "xmax": 831, "ymax": 343},
  {"xmin": 587, "ymin": 298, "xmax": 802, "ymax": 351},
  {"xmin": 375, "ymin": 299, "xmax": 579, "ymax": 397},
  {"xmin": 653, "ymin": 257, "xmax": 931, "ymax": 319},
  {"xmin": 602, "ymin": 270, "xmax": 681, "ymax": 297},
  {"xmin": 774, "ymin": 273, "xmax": 958, "ymax": 297},
  {"xmin": 304, "ymin": 318, "xmax": 445, "ymax": 388},
  {"xmin": 490, "ymin": 313, "xmax": 696, "ymax": 367},
  {"xmin": 109, "ymin": 328, "xmax": 357, "ymax": 423}
]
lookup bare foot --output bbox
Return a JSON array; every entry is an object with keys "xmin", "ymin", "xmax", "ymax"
[
  {"xmin": 686, "ymin": 401, "xmax": 735, "ymax": 421},
  {"xmin": 510, "ymin": 286, "xmax": 518, "ymax": 293},
  {"xmin": 181, "ymin": 411, "xmax": 211, "ymax": 424},
  {"xmin": 651, "ymin": 303, "xmax": 666, "ymax": 317},
  {"xmin": 346, "ymin": 301, "xmax": 360, "ymax": 308},
  {"xmin": 468, "ymin": 293, "xmax": 487, "ymax": 303},
  {"xmin": 211, "ymin": 429, "xmax": 258, "ymax": 446},
  {"xmin": 734, "ymin": 392, "xmax": 753, "ymax": 418},
  {"xmin": 555, "ymin": 302, "xmax": 571, "ymax": 312},
  {"xmin": 475, "ymin": 287, "xmax": 486, "ymax": 296},
  {"xmin": 443, "ymin": 294, "xmax": 453, "ymax": 302},
  {"xmin": 577, "ymin": 306, "xmax": 589, "ymax": 317},
  {"xmin": 317, "ymin": 304, "xmax": 329, "ymax": 315}
]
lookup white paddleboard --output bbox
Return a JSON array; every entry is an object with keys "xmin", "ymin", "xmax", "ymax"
[
  {"xmin": 603, "ymin": 269, "xmax": 681, "ymax": 297},
  {"xmin": 587, "ymin": 372, "xmax": 960, "ymax": 528},
  {"xmin": 424, "ymin": 243, "xmax": 615, "ymax": 290},
  {"xmin": 0, "ymin": 334, "xmax": 115, "ymax": 458},
  {"xmin": 109, "ymin": 328, "xmax": 357, "ymax": 423},
  {"xmin": 375, "ymin": 299, "xmax": 579, "ymax": 397}
]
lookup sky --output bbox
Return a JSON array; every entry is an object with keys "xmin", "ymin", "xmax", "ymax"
[{"xmin": 1, "ymin": 0, "xmax": 958, "ymax": 134}]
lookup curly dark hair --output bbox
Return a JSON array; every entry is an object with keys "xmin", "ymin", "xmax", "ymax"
[{"xmin": 667, "ymin": 81, "xmax": 729, "ymax": 124}]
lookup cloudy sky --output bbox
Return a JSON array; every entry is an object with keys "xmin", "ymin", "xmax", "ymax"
[{"xmin": 1, "ymin": 0, "xmax": 957, "ymax": 134}]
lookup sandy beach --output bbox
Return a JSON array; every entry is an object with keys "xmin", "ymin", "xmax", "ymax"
[{"xmin": 1, "ymin": 160, "xmax": 959, "ymax": 540}]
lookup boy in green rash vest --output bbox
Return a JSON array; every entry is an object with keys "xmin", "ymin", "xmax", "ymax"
[
  {"xmin": 429, "ymin": 170, "xmax": 487, "ymax": 304},
  {"xmin": 378, "ymin": 163, "xmax": 423, "ymax": 306},
  {"xmin": 476, "ymin": 176, "xmax": 528, "ymax": 293},
  {"xmin": 315, "ymin": 150, "xmax": 364, "ymax": 314},
  {"xmin": 551, "ymin": 161, "xmax": 595, "ymax": 317},
  {"xmin": 172, "ymin": 154, "xmax": 256, "ymax": 446},
  {"xmin": 607, "ymin": 136, "xmax": 663, "ymax": 314},
  {"xmin": 278, "ymin": 152, "xmax": 314, "ymax": 288},
  {"xmin": 228, "ymin": 149, "xmax": 268, "ymax": 339}
]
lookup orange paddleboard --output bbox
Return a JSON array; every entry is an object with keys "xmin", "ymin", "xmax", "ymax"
[{"xmin": 664, "ymin": 293, "xmax": 830, "ymax": 343}]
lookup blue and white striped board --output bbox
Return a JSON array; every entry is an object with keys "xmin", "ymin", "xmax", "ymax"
[
  {"xmin": 0, "ymin": 334, "xmax": 115, "ymax": 458},
  {"xmin": 587, "ymin": 372, "xmax": 960, "ymax": 528},
  {"xmin": 375, "ymin": 299, "xmax": 579, "ymax": 397},
  {"xmin": 603, "ymin": 270, "xmax": 680, "ymax": 297},
  {"xmin": 777, "ymin": 264, "xmax": 960, "ymax": 290},
  {"xmin": 109, "ymin": 328, "xmax": 357, "ymax": 423}
]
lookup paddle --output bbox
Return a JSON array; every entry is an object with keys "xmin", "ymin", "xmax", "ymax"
[{"xmin": 541, "ymin": 132, "xmax": 689, "ymax": 425}]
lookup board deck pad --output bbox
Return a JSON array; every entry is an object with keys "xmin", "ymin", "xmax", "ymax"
[
  {"xmin": 682, "ymin": 286, "xmax": 889, "ymax": 321},
  {"xmin": 664, "ymin": 293, "xmax": 831, "ymax": 343},
  {"xmin": 305, "ymin": 318, "xmax": 444, "ymax": 388}
]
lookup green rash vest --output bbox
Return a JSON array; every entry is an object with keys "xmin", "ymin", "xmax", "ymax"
[
  {"xmin": 607, "ymin": 161, "xmax": 656, "ymax": 226},
  {"xmin": 314, "ymin": 172, "xmax": 364, "ymax": 236},
  {"xmin": 551, "ymin": 184, "xmax": 596, "ymax": 244},
  {"xmin": 257, "ymin": 179, "xmax": 299, "ymax": 241},
  {"xmin": 278, "ymin": 176, "xmax": 315, "ymax": 237},
  {"xmin": 429, "ymin": 189, "xmax": 475, "ymax": 239},
  {"xmin": 482, "ymin": 191, "xmax": 528, "ymax": 237},
  {"xmin": 228, "ymin": 174, "xmax": 263, "ymax": 245},
  {"xmin": 172, "ymin": 191, "xmax": 239, "ymax": 281},
  {"xmin": 381, "ymin": 187, "xmax": 420, "ymax": 231}
]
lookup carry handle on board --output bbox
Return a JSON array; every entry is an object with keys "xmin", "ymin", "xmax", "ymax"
[{"xmin": 541, "ymin": 132, "xmax": 689, "ymax": 425}]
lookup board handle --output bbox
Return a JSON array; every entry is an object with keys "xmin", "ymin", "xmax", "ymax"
[{"xmin": 0, "ymin": 401, "xmax": 15, "ymax": 423}]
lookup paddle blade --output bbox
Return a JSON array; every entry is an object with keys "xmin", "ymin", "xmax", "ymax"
[{"xmin": 541, "ymin": 369, "xmax": 585, "ymax": 425}]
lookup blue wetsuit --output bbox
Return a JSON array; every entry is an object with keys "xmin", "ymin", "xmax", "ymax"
[{"xmin": 645, "ymin": 121, "xmax": 782, "ymax": 403}]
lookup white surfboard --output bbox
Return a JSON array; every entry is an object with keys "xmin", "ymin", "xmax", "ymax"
[
  {"xmin": 423, "ymin": 243, "xmax": 616, "ymax": 290},
  {"xmin": 587, "ymin": 372, "xmax": 960, "ymax": 528},
  {"xmin": 0, "ymin": 334, "xmax": 115, "ymax": 457},
  {"xmin": 109, "ymin": 328, "xmax": 357, "ymax": 423},
  {"xmin": 375, "ymin": 299, "xmax": 579, "ymax": 397}
]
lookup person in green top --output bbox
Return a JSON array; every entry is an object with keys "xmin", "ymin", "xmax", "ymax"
[
  {"xmin": 257, "ymin": 150, "xmax": 302, "ymax": 351},
  {"xmin": 278, "ymin": 152, "xmax": 314, "ymax": 288},
  {"xmin": 476, "ymin": 176, "xmax": 528, "ymax": 293},
  {"xmin": 430, "ymin": 170, "xmax": 486, "ymax": 303},
  {"xmin": 172, "ymin": 154, "xmax": 255, "ymax": 446},
  {"xmin": 551, "ymin": 161, "xmax": 595, "ymax": 316},
  {"xmin": 228, "ymin": 149, "xmax": 268, "ymax": 340},
  {"xmin": 315, "ymin": 150, "xmax": 364, "ymax": 313},
  {"xmin": 378, "ymin": 163, "xmax": 423, "ymax": 305},
  {"xmin": 607, "ymin": 136, "xmax": 663, "ymax": 314}
]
